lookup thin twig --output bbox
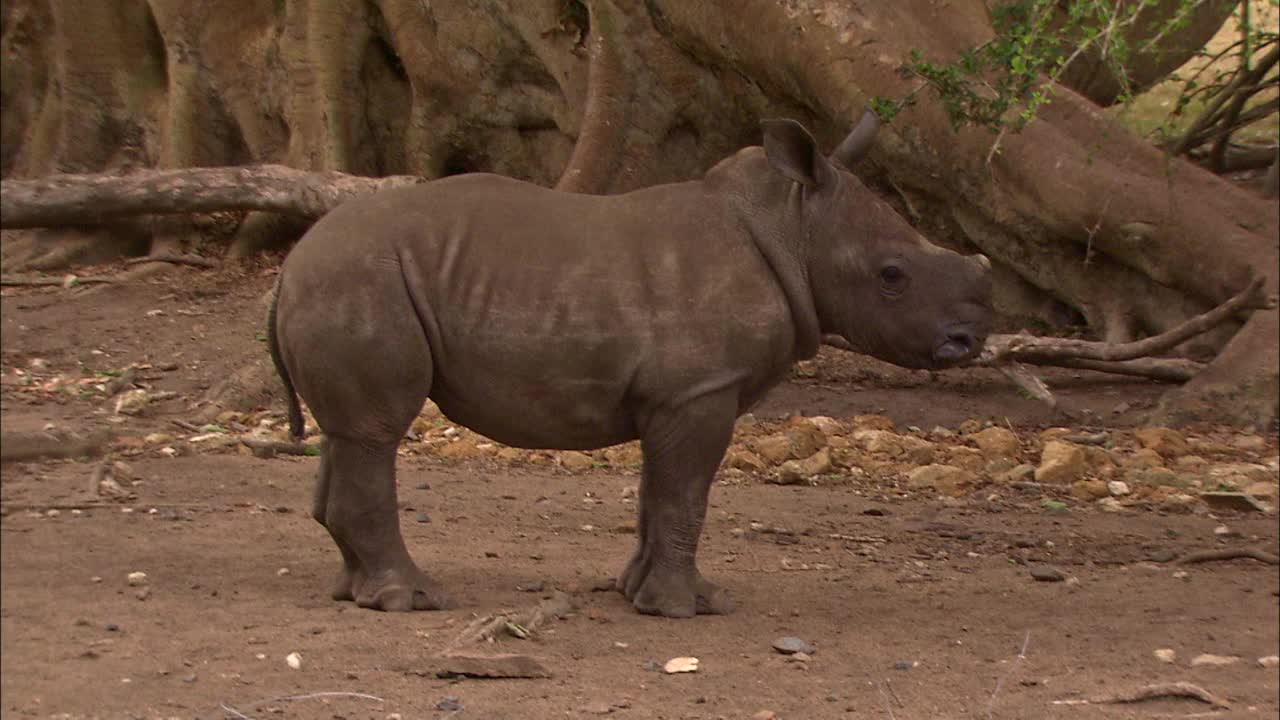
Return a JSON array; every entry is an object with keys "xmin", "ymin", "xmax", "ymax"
[
  {"xmin": 987, "ymin": 630, "xmax": 1031, "ymax": 720},
  {"xmin": 878, "ymin": 681, "xmax": 898, "ymax": 720},
  {"xmin": 221, "ymin": 691, "xmax": 386, "ymax": 719}
]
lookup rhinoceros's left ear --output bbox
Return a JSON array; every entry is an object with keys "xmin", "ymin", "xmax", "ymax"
[{"xmin": 761, "ymin": 119, "xmax": 837, "ymax": 189}]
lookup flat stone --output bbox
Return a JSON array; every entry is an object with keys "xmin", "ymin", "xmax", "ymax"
[
  {"xmin": 1029, "ymin": 565, "xmax": 1065, "ymax": 582},
  {"xmin": 972, "ymin": 427, "xmax": 1020, "ymax": 459},
  {"xmin": 772, "ymin": 636, "xmax": 816, "ymax": 655},
  {"xmin": 1199, "ymin": 491, "xmax": 1269, "ymax": 513},
  {"xmin": 436, "ymin": 653, "xmax": 553, "ymax": 679}
]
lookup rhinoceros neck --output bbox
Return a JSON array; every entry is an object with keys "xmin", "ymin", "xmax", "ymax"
[{"xmin": 723, "ymin": 178, "xmax": 822, "ymax": 362}]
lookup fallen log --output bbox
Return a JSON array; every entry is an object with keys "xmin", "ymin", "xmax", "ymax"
[{"xmin": 0, "ymin": 165, "xmax": 423, "ymax": 229}]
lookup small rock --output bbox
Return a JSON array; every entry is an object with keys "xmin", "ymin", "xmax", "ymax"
[
  {"xmin": 996, "ymin": 463, "xmax": 1036, "ymax": 484},
  {"xmin": 663, "ymin": 656, "xmax": 699, "ymax": 674},
  {"xmin": 143, "ymin": 432, "xmax": 174, "ymax": 445},
  {"xmin": 852, "ymin": 414, "xmax": 895, "ymax": 431},
  {"xmin": 1107, "ymin": 480, "xmax": 1131, "ymax": 496},
  {"xmin": 724, "ymin": 448, "xmax": 767, "ymax": 473},
  {"xmin": 134, "ymin": 587, "xmax": 150, "ymax": 601},
  {"xmin": 415, "ymin": 512, "xmax": 431, "ymax": 524},
  {"xmin": 285, "ymin": 651, "xmax": 302, "ymax": 670},
  {"xmin": 972, "ymin": 427, "xmax": 1021, "ymax": 459},
  {"xmin": 1035, "ymin": 441, "xmax": 1088, "ymax": 484},
  {"xmin": 436, "ymin": 438, "xmax": 481, "ymax": 461},
  {"xmin": 1231, "ymin": 434, "xmax": 1266, "ymax": 451},
  {"xmin": 894, "ymin": 660, "xmax": 918, "ymax": 670},
  {"xmin": 276, "ymin": 567, "xmax": 290, "ymax": 576},
  {"xmin": 1149, "ymin": 549, "xmax": 1178, "ymax": 563},
  {"xmin": 1071, "ymin": 479, "xmax": 1109, "ymax": 501},
  {"xmin": 1097, "ymin": 497, "xmax": 1126, "ymax": 513},
  {"xmin": 1123, "ymin": 448, "xmax": 1167, "ymax": 470},
  {"xmin": 808, "ymin": 415, "xmax": 844, "ymax": 436},
  {"xmin": 603, "ymin": 444, "xmax": 643, "ymax": 467},
  {"xmin": 581, "ymin": 701, "xmax": 613, "ymax": 715},
  {"xmin": 1154, "ymin": 648, "xmax": 1176, "ymax": 663},
  {"xmin": 753, "ymin": 434, "xmax": 794, "ymax": 465},
  {"xmin": 414, "ymin": 482, "xmax": 430, "ymax": 490},
  {"xmin": 114, "ymin": 389, "xmax": 151, "ymax": 416},
  {"xmin": 772, "ymin": 636, "xmax": 815, "ymax": 655},
  {"xmin": 126, "ymin": 572, "xmax": 148, "ymax": 587},
  {"xmin": 1135, "ymin": 427, "xmax": 1190, "ymax": 458},
  {"xmin": 907, "ymin": 464, "xmax": 976, "ymax": 496},
  {"xmin": 1244, "ymin": 481, "xmax": 1279, "ymax": 501},
  {"xmin": 1258, "ymin": 655, "xmax": 1279, "ymax": 668},
  {"xmin": 1062, "ymin": 432, "xmax": 1108, "ymax": 446},
  {"xmin": 1190, "ymin": 653, "xmax": 1240, "ymax": 667},
  {"xmin": 772, "ymin": 447, "xmax": 833, "ymax": 485},
  {"xmin": 1126, "ymin": 467, "xmax": 1186, "ymax": 488},
  {"xmin": 559, "ymin": 451, "xmax": 595, "ymax": 473},
  {"xmin": 1029, "ymin": 565, "xmax": 1065, "ymax": 582},
  {"xmin": 751, "ymin": 711, "xmax": 778, "ymax": 720},
  {"xmin": 435, "ymin": 697, "xmax": 463, "ymax": 712}
]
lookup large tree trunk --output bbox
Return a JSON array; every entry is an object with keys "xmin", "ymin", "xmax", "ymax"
[{"xmin": 2, "ymin": 0, "xmax": 1275, "ymax": 428}]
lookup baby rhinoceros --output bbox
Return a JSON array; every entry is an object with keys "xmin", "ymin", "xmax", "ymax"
[{"xmin": 268, "ymin": 111, "xmax": 992, "ymax": 618}]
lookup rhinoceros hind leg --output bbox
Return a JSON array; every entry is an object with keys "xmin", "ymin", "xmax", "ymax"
[
  {"xmin": 318, "ymin": 435, "xmax": 455, "ymax": 612},
  {"xmin": 618, "ymin": 390, "xmax": 737, "ymax": 617}
]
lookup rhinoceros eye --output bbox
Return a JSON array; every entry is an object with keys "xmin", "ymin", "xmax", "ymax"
[{"xmin": 879, "ymin": 263, "xmax": 907, "ymax": 296}]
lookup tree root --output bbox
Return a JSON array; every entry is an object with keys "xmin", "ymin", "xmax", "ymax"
[
  {"xmin": 1, "ymin": 274, "xmax": 117, "ymax": 288},
  {"xmin": 1054, "ymin": 681, "xmax": 1230, "ymax": 709},
  {"xmin": 124, "ymin": 253, "xmax": 217, "ymax": 269},
  {"xmin": 554, "ymin": 0, "xmax": 631, "ymax": 194},
  {"xmin": 1178, "ymin": 547, "xmax": 1280, "ymax": 565}
]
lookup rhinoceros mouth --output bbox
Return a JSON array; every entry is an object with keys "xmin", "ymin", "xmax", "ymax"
[{"xmin": 932, "ymin": 324, "xmax": 985, "ymax": 365}]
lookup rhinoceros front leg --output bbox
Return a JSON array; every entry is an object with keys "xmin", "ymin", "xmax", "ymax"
[
  {"xmin": 618, "ymin": 390, "xmax": 737, "ymax": 618},
  {"xmin": 317, "ymin": 435, "xmax": 455, "ymax": 612}
]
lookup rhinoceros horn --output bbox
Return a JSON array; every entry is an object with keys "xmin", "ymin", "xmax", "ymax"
[{"xmin": 830, "ymin": 109, "xmax": 881, "ymax": 169}]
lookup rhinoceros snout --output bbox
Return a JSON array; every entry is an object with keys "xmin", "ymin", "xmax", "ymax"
[{"xmin": 933, "ymin": 324, "xmax": 985, "ymax": 365}]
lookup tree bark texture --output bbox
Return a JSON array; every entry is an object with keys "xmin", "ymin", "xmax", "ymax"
[{"xmin": 1, "ymin": 0, "xmax": 1275, "ymax": 427}]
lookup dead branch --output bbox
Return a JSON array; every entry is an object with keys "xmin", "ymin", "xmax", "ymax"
[
  {"xmin": 444, "ymin": 591, "xmax": 573, "ymax": 652},
  {"xmin": 124, "ymin": 253, "xmax": 218, "ymax": 269},
  {"xmin": 0, "ymin": 165, "xmax": 424, "ymax": 229},
  {"xmin": 820, "ymin": 278, "xmax": 1261, "ymax": 384},
  {"xmin": 1178, "ymin": 547, "xmax": 1280, "ymax": 565},
  {"xmin": 979, "ymin": 277, "xmax": 1271, "ymax": 365},
  {"xmin": 1, "ymin": 275, "xmax": 117, "ymax": 288},
  {"xmin": 1054, "ymin": 681, "xmax": 1230, "ymax": 709}
]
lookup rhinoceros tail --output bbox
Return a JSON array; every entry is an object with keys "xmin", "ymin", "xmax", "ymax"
[{"xmin": 267, "ymin": 272, "xmax": 305, "ymax": 441}]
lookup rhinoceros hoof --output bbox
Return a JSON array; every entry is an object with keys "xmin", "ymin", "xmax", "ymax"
[
  {"xmin": 343, "ymin": 566, "xmax": 456, "ymax": 612},
  {"xmin": 629, "ymin": 571, "xmax": 735, "ymax": 618}
]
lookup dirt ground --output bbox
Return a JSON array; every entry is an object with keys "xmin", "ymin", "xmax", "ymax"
[{"xmin": 2, "ymin": 263, "xmax": 1277, "ymax": 720}]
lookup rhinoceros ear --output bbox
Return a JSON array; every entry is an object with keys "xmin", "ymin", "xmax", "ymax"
[{"xmin": 761, "ymin": 119, "xmax": 836, "ymax": 188}]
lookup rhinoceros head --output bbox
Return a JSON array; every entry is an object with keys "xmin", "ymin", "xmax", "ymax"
[{"xmin": 759, "ymin": 112, "xmax": 992, "ymax": 370}]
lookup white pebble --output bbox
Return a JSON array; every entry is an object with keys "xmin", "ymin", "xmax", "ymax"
[
  {"xmin": 1258, "ymin": 655, "xmax": 1279, "ymax": 668},
  {"xmin": 1191, "ymin": 653, "xmax": 1241, "ymax": 667},
  {"xmin": 663, "ymin": 656, "xmax": 699, "ymax": 674},
  {"xmin": 126, "ymin": 572, "xmax": 148, "ymax": 586},
  {"xmin": 1154, "ymin": 648, "xmax": 1176, "ymax": 663},
  {"xmin": 286, "ymin": 651, "xmax": 303, "ymax": 670},
  {"xmin": 277, "ymin": 567, "xmax": 290, "ymax": 576}
]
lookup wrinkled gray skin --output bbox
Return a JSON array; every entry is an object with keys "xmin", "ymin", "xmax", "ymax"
[{"xmin": 269, "ymin": 113, "xmax": 991, "ymax": 618}]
